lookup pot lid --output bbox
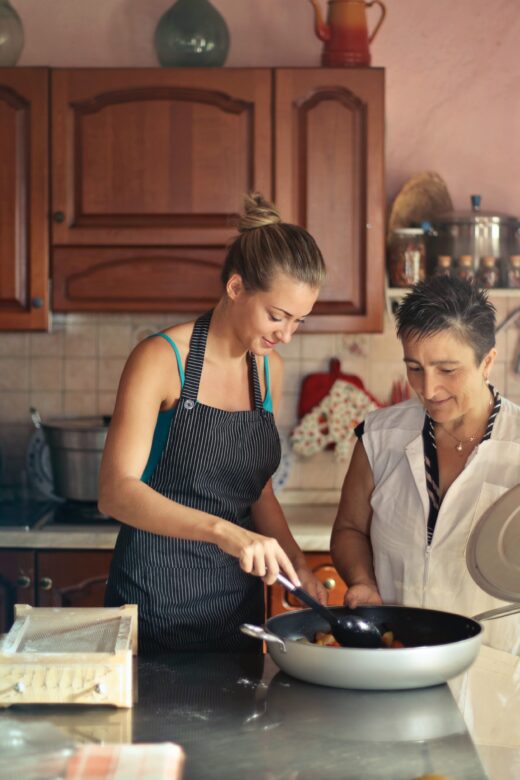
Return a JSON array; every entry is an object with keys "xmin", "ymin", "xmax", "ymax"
[
  {"xmin": 433, "ymin": 194, "xmax": 518, "ymax": 225},
  {"xmin": 466, "ymin": 484, "xmax": 520, "ymax": 602}
]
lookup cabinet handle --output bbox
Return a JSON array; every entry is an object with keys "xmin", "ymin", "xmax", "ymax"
[
  {"xmin": 39, "ymin": 577, "xmax": 53, "ymax": 591},
  {"xmin": 323, "ymin": 577, "xmax": 336, "ymax": 590},
  {"xmin": 31, "ymin": 297, "xmax": 44, "ymax": 309},
  {"xmin": 53, "ymin": 211, "xmax": 65, "ymax": 223},
  {"xmin": 16, "ymin": 575, "xmax": 31, "ymax": 588}
]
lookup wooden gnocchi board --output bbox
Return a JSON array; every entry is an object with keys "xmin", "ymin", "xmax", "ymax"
[{"xmin": 0, "ymin": 604, "xmax": 137, "ymax": 708}]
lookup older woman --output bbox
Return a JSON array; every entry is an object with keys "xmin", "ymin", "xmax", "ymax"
[{"xmin": 331, "ymin": 276, "xmax": 520, "ymax": 655}]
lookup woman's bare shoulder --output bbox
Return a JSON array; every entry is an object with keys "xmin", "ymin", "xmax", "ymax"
[
  {"xmin": 127, "ymin": 320, "xmax": 194, "ymax": 366},
  {"xmin": 118, "ymin": 321, "xmax": 194, "ymax": 404},
  {"xmin": 160, "ymin": 320, "xmax": 196, "ymax": 355}
]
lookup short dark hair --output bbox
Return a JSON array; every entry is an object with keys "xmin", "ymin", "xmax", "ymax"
[{"xmin": 395, "ymin": 277, "xmax": 496, "ymax": 364}]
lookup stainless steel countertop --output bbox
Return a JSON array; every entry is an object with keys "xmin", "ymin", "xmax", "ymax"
[{"xmin": 0, "ymin": 653, "xmax": 489, "ymax": 780}]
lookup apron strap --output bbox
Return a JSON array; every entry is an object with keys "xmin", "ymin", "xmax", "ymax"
[
  {"xmin": 182, "ymin": 310, "xmax": 213, "ymax": 401},
  {"xmin": 249, "ymin": 353, "xmax": 264, "ymax": 411},
  {"xmin": 183, "ymin": 309, "xmax": 265, "ymax": 411}
]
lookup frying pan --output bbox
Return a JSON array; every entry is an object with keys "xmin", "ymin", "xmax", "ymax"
[{"xmin": 242, "ymin": 605, "xmax": 486, "ymax": 691}]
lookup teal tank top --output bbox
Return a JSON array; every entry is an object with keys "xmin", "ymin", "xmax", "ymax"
[{"xmin": 141, "ymin": 332, "xmax": 274, "ymax": 483}]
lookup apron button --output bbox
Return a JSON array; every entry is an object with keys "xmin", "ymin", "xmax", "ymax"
[{"xmin": 184, "ymin": 399, "xmax": 195, "ymax": 410}]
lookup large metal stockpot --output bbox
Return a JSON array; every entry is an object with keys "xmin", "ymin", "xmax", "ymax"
[
  {"xmin": 30, "ymin": 408, "xmax": 110, "ymax": 502},
  {"xmin": 427, "ymin": 194, "xmax": 520, "ymax": 283}
]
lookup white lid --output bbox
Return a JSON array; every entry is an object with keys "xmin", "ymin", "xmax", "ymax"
[
  {"xmin": 393, "ymin": 228, "xmax": 424, "ymax": 235},
  {"xmin": 466, "ymin": 484, "xmax": 520, "ymax": 601}
]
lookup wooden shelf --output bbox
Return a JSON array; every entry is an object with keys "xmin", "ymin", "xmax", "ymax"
[{"xmin": 386, "ymin": 287, "xmax": 520, "ymax": 299}]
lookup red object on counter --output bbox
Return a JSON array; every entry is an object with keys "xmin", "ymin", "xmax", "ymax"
[{"xmin": 297, "ymin": 358, "xmax": 381, "ymax": 419}]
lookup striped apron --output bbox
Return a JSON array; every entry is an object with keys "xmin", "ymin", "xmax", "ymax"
[{"xmin": 105, "ymin": 310, "xmax": 281, "ymax": 653}]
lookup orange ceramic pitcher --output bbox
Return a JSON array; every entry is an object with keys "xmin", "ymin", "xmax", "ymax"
[{"xmin": 308, "ymin": 0, "xmax": 386, "ymax": 67}]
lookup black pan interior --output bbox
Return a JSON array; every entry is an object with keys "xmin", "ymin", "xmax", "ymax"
[{"xmin": 267, "ymin": 605, "xmax": 481, "ymax": 648}]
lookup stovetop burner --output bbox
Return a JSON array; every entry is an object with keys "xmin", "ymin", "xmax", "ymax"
[
  {"xmin": 0, "ymin": 498, "xmax": 119, "ymax": 529},
  {"xmin": 51, "ymin": 500, "xmax": 116, "ymax": 525},
  {"xmin": 0, "ymin": 499, "xmax": 57, "ymax": 529}
]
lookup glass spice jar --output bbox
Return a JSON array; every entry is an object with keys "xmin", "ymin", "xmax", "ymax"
[
  {"xmin": 388, "ymin": 228, "xmax": 426, "ymax": 287},
  {"xmin": 507, "ymin": 255, "xmax": 520, "ymax": 288},
  {"xmin": 476, "ymin": 256, "xmax": 499, "ymax": 289},
  {"xmin": 456, "ymin": 255, "xmax": 475, "ymax": 283},
  {"xmin": 433, "ymin": 255, "xmax": 453, "ymax": 277}
]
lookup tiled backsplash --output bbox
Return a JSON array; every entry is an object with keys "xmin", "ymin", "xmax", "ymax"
[{"xmin": 1, "ymin": 294, "xmax": 519, "ymax": 497}]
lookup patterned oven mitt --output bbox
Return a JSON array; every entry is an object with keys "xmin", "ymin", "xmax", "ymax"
[{"xmin": 290, "ymin": 378, "xmax": 380, "ymax": 462}]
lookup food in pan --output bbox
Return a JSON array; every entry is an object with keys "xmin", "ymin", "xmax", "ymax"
[
  {"xmin": 314, "ymin": 631, "xmax": 341, "ymax": 647},
  {"xmin": 312, "ymin": 630, "xmax": 405, "ymax": 648},
  {"xmin": 381, "ymin": 630, "xmax": 405, "ymax": 649}
]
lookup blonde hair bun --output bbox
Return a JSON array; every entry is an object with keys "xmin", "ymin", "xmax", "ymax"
[{"xmin": 238, "ymin": 192, "xmax": 282, "ymax": 232}]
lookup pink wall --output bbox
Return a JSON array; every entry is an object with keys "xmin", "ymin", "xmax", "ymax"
[{"xmin": 15, "ymin": 0, "xmax": 520, "ymax": 215}]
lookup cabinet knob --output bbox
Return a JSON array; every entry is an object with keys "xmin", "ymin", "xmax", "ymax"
[
  {"xmin": 53, "ymin": 211, "xmax": 65, "ymax": 223},
  {"xmin": 323, "ymin": 577, "xmax": 336, "ymax": 590},
  {"xmin": 39, "ymin": 576, "xmax": 53, "ymax": 591},
  {"xmin": 31, "ymin": 297, "xmax": 44, "ymax": 309},
  {"xmin": 16, "ymin": 575, "xmax": 31, "ymax": 588}
]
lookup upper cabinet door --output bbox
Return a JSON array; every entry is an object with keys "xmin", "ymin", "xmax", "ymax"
[
  {"xmin": 51, "ymin": 69, "xmax": 272, "ymax": 247},
  {"xmin": 0, "ymin": 69, "xmax": 49, "ymax": 330},
  {"xmin": 275, "ymin": 69, "xmax": 385, "ymax": 332}
]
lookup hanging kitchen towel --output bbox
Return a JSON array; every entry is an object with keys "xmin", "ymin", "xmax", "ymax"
[{"xmin": 291, "ymin": 378, "xmax": 380, "ymax": 463}]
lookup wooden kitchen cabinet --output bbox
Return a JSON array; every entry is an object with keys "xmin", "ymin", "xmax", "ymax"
[
  {"xmin": 0, "ymin": 550, "xmax": 35, "ymax": 634},
  {"xmin": 275, "ymin": 69, "xmax": 385, "ymax": 332},
  {"xmin": 267, "ymin": 552, "xmax": 347, "ymax": 617},
  {"xmin": 51, "ymin": 68, "xmax": 271, "ymax": 312},
  {"xmin": 50, "ymin": 67, "xmax": 385, "ymax": 331},
  {"xmin": 0, "ymin": 549, "xmax": 112, "ymax": 633},
  {"xmin": 0, "ymin": 69, "xmax": 49, "ymax": 330}
]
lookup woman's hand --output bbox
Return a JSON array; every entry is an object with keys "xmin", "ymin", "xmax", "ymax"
[
  {"xmin": 294, "ymin": 566, "xmax": 328, "ymax": 606},
  {"xmin": 343, "ymin": 582, "xmax": 382, "ymax": 609},
  {"xmin": 213, "ymin": 521, "xmax": 301, "ymax": 586}
]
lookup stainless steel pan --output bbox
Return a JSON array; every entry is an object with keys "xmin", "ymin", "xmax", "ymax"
[{"xmin": 242, "ymin": 604, "xmax": 496, "ymax": 691}]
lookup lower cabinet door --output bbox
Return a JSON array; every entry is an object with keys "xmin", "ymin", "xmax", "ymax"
[
  {"xmin": 267, "ymin": 553, "xmax": 347, "ymax": 617},
  {"xmin": 36, "ymin": 551, "xmax": 113, "ymax": 608},
  {"xmin": 0, "ymin": 550, "xmax": 36, "ymax": 633}
]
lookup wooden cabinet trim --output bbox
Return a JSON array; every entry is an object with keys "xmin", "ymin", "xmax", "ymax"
[
  {"xmin": 0, "ymin": 69, "xmax": 49, "ymax": 330},
  {"xmin": 52, "ymin": 246, "xmax": 225, "ymax": 312}
]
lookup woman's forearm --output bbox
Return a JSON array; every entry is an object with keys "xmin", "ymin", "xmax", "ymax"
[
  {"xmin": 251, "ymin": 490, "xmax": 306, "ymax": 569},
  {"xmin": 99, "ymin": 476, "xmax": 225, "ymax": 543},
  {"xmin": 99, "ymin": 475, "xmax": 302, "ymax": 584},
  {"xmin": 330, "ymin": 526, "xmax": 378, "ymax": 589}
]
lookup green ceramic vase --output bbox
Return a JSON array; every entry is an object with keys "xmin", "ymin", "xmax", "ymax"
[
  {"xmin": 0, "ymin": 0, "xmax": 24, "ymax": 66},
  {"xmin": 154, "ymin": 0, "xmax": 230, "ymax": 67}
]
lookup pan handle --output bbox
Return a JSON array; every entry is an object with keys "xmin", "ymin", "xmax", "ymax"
[
  {"xmin": 473, "ymin": 602, "xmax": 520, "ymax": 622},
  {"xmin": 240, "ymin": 624, "xmax": 287, "ymax": 653}
]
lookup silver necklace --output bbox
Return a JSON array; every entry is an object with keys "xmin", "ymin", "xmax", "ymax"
[
  {"xmin": 435, "ymin": 389, "xmax": 493, "ymax": 453},
  {"xmin": 437, "ymin": 424, "xmax": 480, "ymax": 453}
]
